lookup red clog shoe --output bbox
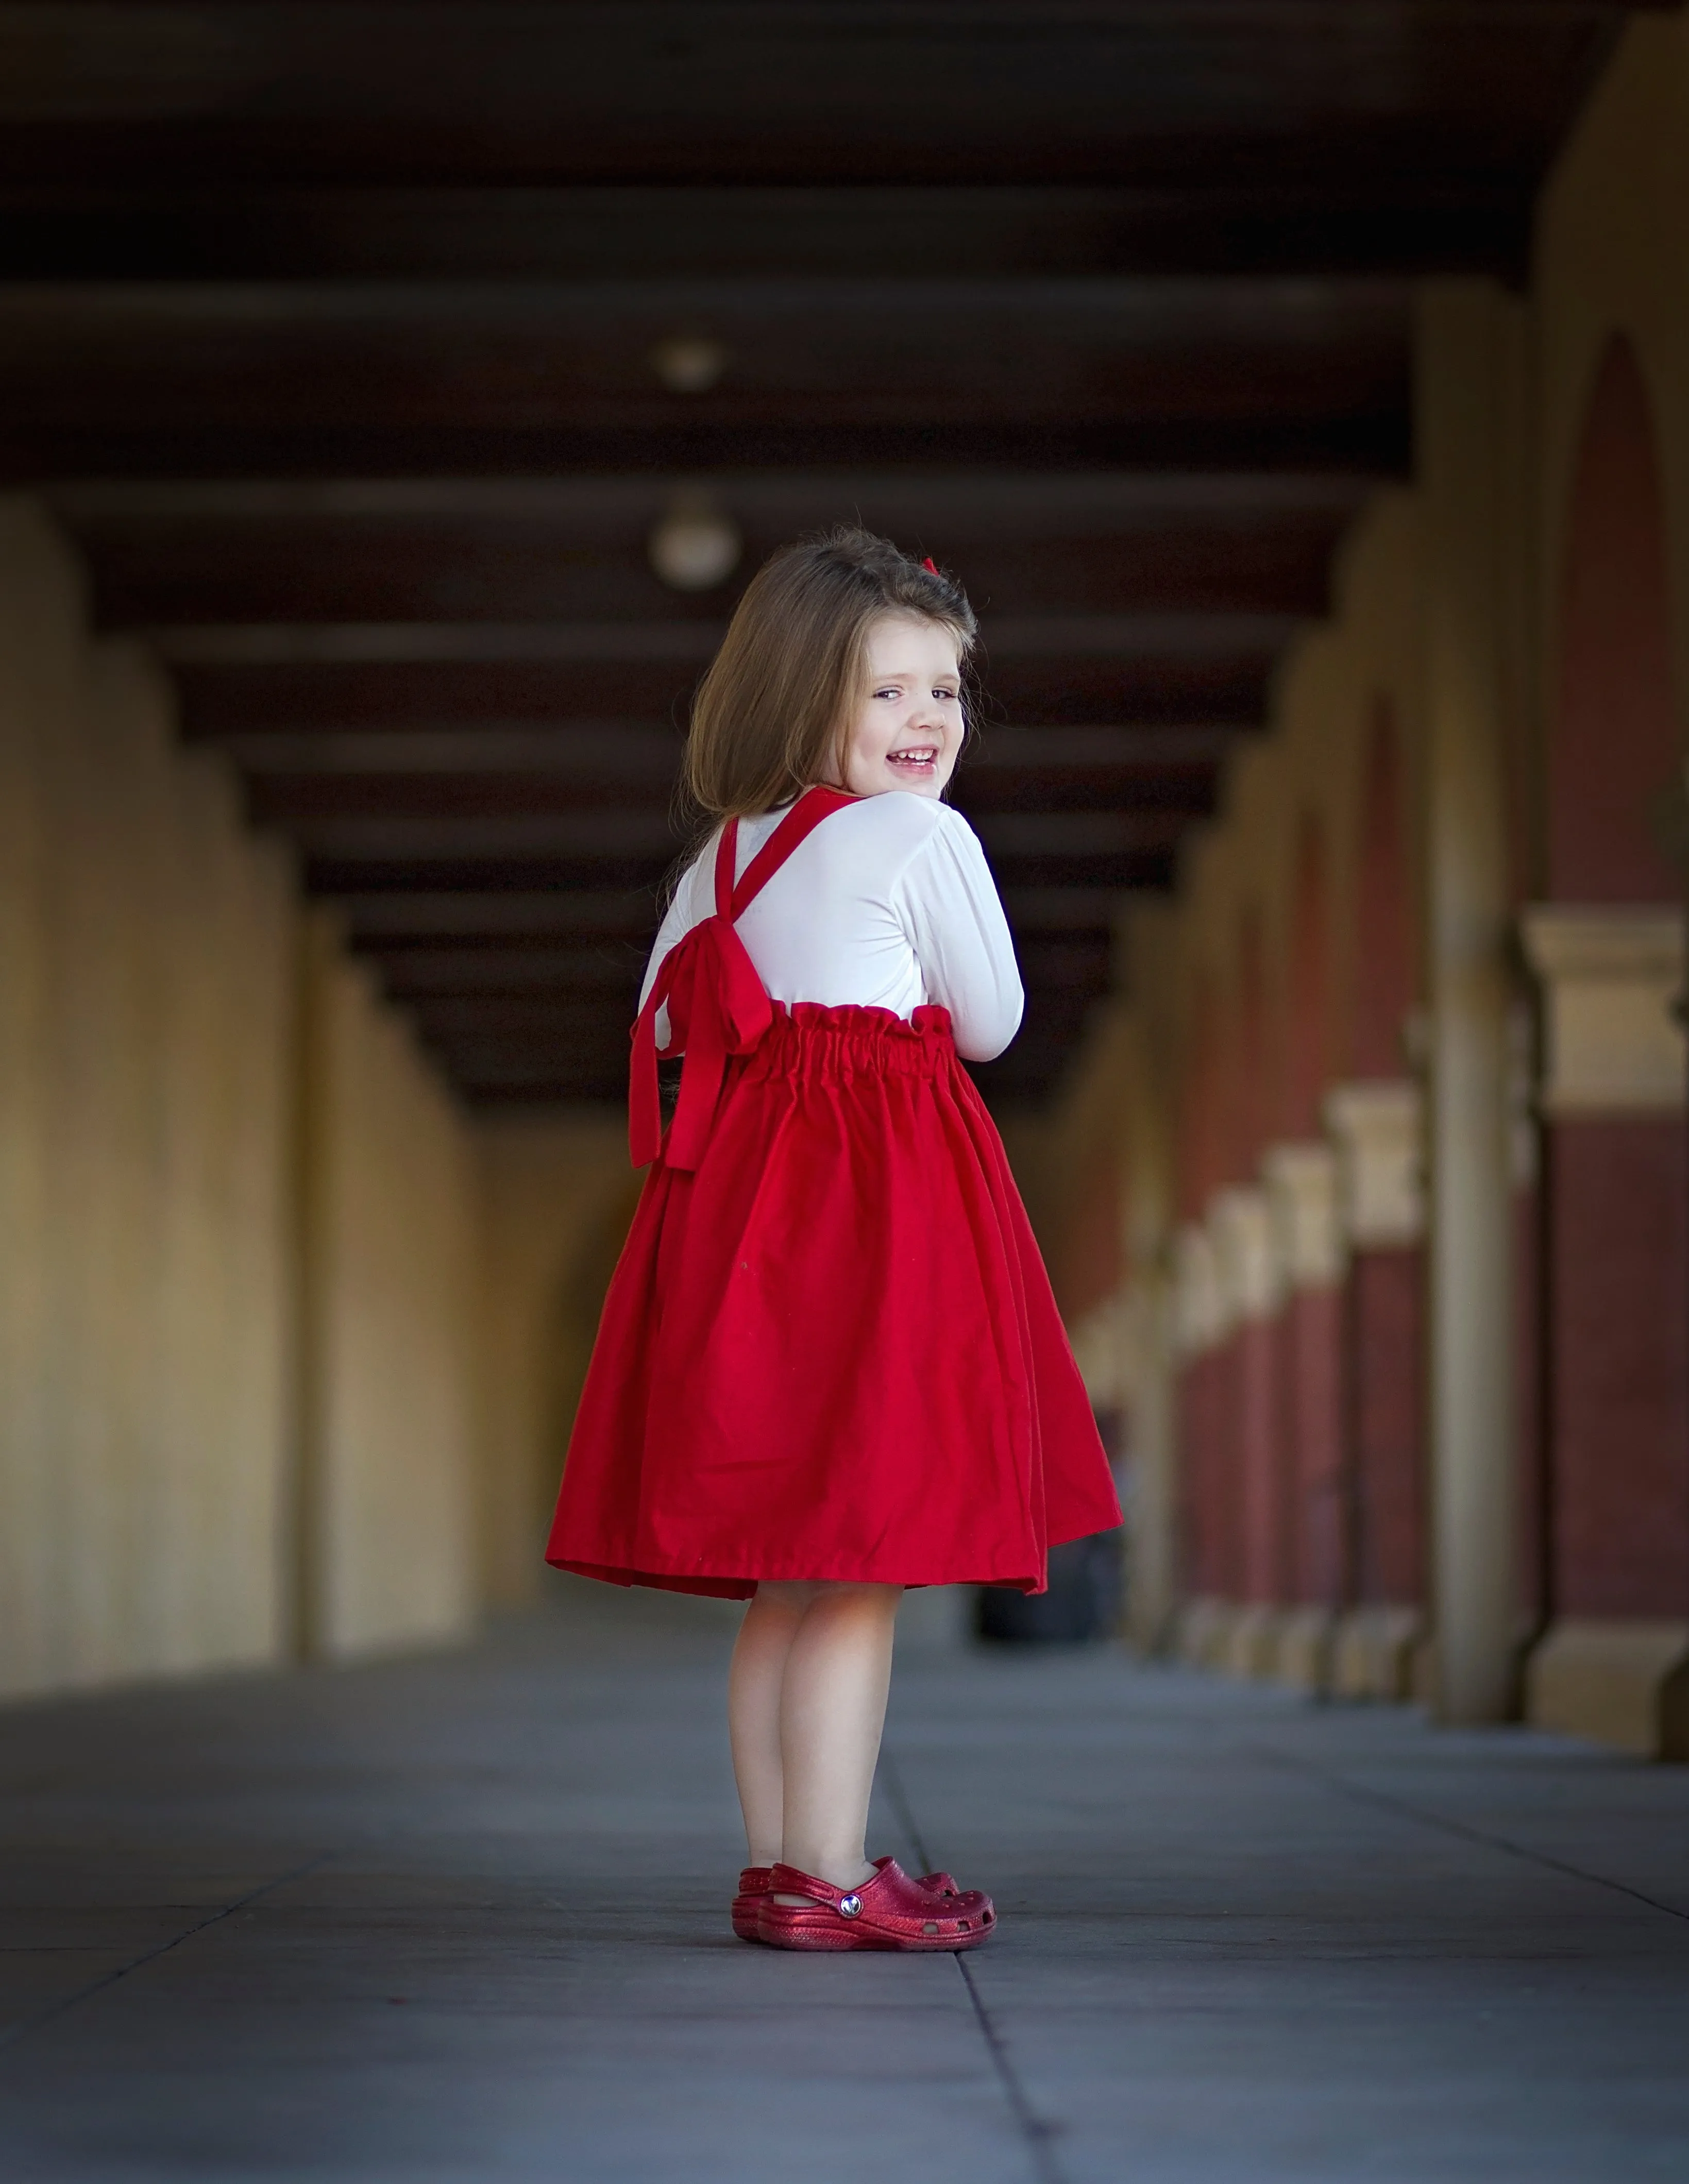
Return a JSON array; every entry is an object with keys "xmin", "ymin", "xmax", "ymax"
[
  {"xmin": 732, "ymin": 1866, "xmax": 772, "ymax": 1941},
  {"xmin": 757, "ymin": 1859, "xmax": 995, "ymax": 1952},
  {"xmin": 731, "ymin": 1857, "xmax": 969, "ymax": 1942}
]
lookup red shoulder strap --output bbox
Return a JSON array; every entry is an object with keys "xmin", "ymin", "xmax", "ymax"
[
  {"xmin": 713, "ymin": 817, "xmax": 739, "ymax": 920},
  {"xmin": 728, "ymin": 785, "xmax": 856, "ymax": 921}
]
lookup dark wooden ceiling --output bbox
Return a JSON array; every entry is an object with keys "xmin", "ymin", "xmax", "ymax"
[{"xmin": 5, "ymin": 2, "xmax": 1657, "ymax": 1105}]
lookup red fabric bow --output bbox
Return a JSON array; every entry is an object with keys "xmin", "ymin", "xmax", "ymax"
[
  {"xmin": 922, "ymin": 556, "xmax": 939, "ymax": 574},
  {"xmin": 629, "ymin": 913, "xmax": 773, "ymax": 1171}
]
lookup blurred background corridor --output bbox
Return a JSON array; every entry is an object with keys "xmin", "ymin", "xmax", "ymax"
[
  {"xmin": 5, "ymin": 0, "xmax": 1688, "ymax": 1758},
  {"xmin": 5, "ymin": 6, "xmax": 1689, "ymax": 2175}
]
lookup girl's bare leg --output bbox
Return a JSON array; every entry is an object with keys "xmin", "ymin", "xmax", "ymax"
[
  {"xmin": 728, "ymin": 1581, "xmax": 814, "ymax": 1867},
  {"xmin": 728, "ymin": 1581, "xmax": 903, "ymax": 1890},
  {"xmin": 776, "ymin": 1583, "xmax": 902, "ymax": 1892}
]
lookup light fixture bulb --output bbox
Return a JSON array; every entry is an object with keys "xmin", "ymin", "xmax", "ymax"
[
  {"xmin": 648, "ymin": 491, "xmax": 742, "ymax": 592},
  {"xmin": 649, "ymin": 333, "xmax": 728, "ymax": 394}
]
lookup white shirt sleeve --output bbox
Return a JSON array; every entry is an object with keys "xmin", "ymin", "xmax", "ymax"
[
  {"xmin": 637, "ymin": 839, "xmax": 715, "ymax": 1039},
  {"xmin": 892, "ymin": 809, "xmax": 1024, "ymax": 1061}
]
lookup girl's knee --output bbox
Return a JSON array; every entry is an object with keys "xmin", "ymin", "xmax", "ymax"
[
  {"xmin": 812, "ymin": 1582, "xmax": 903, "ymax": 1616},
  {"xmin": 754, "ymin": 1580, "xmax": 818, "ymax": 1612}
]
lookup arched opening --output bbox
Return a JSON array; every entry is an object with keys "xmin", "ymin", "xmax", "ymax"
[
  {"xmin": 1539, "ymin": 332, "xmax": 1688, "ymax": 1624},
  {"xmin": 1551, "ymin": 336, "xmax": 1679, "ymax": 905}
]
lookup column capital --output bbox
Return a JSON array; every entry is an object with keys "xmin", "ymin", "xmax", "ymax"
[
  {"xmin": 1261, "ymin": 1140, "xmax": 1343, "ymax": 1289},
  {"xmin": 1208, "ymin": 1186, "xmax": 1282, "ymax": 1324},
  {"xmin": 1172, "ymin": 1222, "xmax": 1223, "ymax": 1358},
  {"xmin": 1519, "ymin": 905, "xmax": 1685, "ymax": 1118},
  {"xmin": 1324, "ymin": 1079, "xmax": 1426, "ymax": 1248}
]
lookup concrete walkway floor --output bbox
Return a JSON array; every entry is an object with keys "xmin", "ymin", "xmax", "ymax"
[{"xmin": 3, "ymin": 1582, "xmax": 1688, "ymax": 2183}]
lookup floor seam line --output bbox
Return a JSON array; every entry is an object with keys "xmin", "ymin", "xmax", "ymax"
[
  {"xmin": 0, "ymin": 1850, "xmax": 336, "ymax": 2061},
  {"xmin": 882, "ymin": 1748, "xmax": 1070, "ymax": 2184},
  {"xmin": 1252, "ymin": 1741, "xmax": 1689, "ymax": 1925}
]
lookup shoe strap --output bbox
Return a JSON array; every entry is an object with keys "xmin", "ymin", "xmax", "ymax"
[{"xmin": 768, "ymin": 1863, "xmax": 865, "ymax": 1914}]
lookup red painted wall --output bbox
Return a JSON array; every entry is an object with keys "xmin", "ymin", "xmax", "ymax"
[
  {"xmin": 1280, "ymin": 1286, "xmax": 1346, "ymax": 1605},
  {"xmin": 1235, "ymin": 1317, "xmax": 1283, "ymax": 1603},
  {"xmin": 1230, "ymin": 910, "xmax": 1269, "ymax": 1183},
  {"xmin": 1347, "ymin": 1247, "xmax": 1425, "ymax": 1605},
  {"xmin": 1179, "ymin": 983, "xmax": 1224, "ymax": 1223},
  {"xmin": 1550, "ymin": 338, "xmax": 1679, "ymax": 904},
  {"xmin": 1179, "ymin": 1336, "xmax": 1232, "ymax": 1598},
  {"xmin": 1284, "ymin": 820, "xmax": 1331, "ymax": 1140},
  {"xmin": 1548, "ymin": 1122, "xmax": 1689, "ymax": 1616}
]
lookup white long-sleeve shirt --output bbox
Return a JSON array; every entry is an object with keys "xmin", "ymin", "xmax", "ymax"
[{"xmin": 639, "ymin": 791, "xmax": 1024, "ymax": 1063}]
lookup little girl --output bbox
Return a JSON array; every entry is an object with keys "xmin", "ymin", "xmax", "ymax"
[{"xmin": 547, "ymin": 528, "xmax": 1120, "ymax": 1952}]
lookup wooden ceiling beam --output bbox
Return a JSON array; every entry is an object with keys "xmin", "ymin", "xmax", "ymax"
[
  {"xmin": 306, "ymin": 848, "xmax": 1175, "ymax": 898},
  {"xmin": 365, "ymin": 928, "xmax": 1117, "ymax": 1006},
  {"xmin": 249, "ymin": 768, "xmax": 1215, "ymax": 837},
  {"xmin": 431, "ymin": 1050, "xmax": 634, "ymax": 1106},
  {"xmin": 342, "ymin": 889, "xmax": 662, "ymax": 942},
  {"xmin": 172, "ymin": 642, "xmax": 1277, "ymax": 739},
  {"xmin": 269, "ymin": 807, "xmax": 1187, "ymax": 865},
  {"xmin": 8, "ymin": 415, "xmax": 1409, "ymax": 484},
  {"xmin": 218, "ymin": 722, "xmax": 1234, "ymax": 774},
  {"xmin": 338, "ymin": 882, "xmax": 1139, "ymax": 953},
  {"xmin": 0, "ymin": 184, "xmax": 1530, "ymax": 284},
  {"xmin": 0, "ymin": 4, "xmax": 1638, "ymax": 191},
  {"xmin": 306, "ymin": 853, "xmax": 676, "ymax": 898},
  {"xmin": 0, "ymin": 277, "xmax": 1410, "ymax": 484},
  {"xmin": 57, "ymin": 482, "xmax": 1366, "ymax": 628},
  {"xmin": 373, "ymin": 946, "xmax": 648, "ymax": 998}
]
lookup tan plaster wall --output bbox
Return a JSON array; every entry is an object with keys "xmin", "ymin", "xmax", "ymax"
[
  {"xmin": 297, "ymin": 915, "xmax": 481, "ymax": 1660},
  {"xmin": 0, "ymin": 499, "xmax": 297, "ymax": 1697},
  {"xmin": 476, "ymin": 1112, "xmax": 639, "ymax": 1608},
  {"xmin": 0, "ymin": 496, "xmax": 511, "ymax": 1696}
]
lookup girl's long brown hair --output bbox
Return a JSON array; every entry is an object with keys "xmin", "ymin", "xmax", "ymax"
[{"xmin": 681, "ymin": 526, "xmax": 978, "ymax": 822}]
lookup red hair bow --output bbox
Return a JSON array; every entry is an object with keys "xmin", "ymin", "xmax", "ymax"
[{"xmin": 922, "ymin": 556, "xmax": 939, "ymax": 574}]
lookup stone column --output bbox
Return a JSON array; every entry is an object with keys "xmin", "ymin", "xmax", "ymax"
[
  {"xmin": 1519, "ymin": 907, "xmax": 1689, "ymax": 1757},
  {"xmin": 1121, "ymin": 1269, "xmax": 1180, "ymax": 1654},
  {"xmin": 1418, "ymin": 282, "xmax": 1526, "ymax": 1723},
  {"xmin": 1325, "ymin": 1082, "xmax": 1428, "ymax": 1698},
  {"xmin": 1262, "ymin": 1142, "xmax": 1345, "ymax": 1687},
  {"xmin": 1210, "ymin": 1187, "xmax": 1285, "ymax": 1675},
  {"xmin": 1171, "ymin": 1221, "xmax": 1229, "ymax": 1665}
]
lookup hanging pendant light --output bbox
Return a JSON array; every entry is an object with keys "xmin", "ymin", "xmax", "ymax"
[
  {"xmin": 649, "ymin": 333, "xmax": 728, "ymax": 394},
  {"xmin": 648, "ymin": 489, "xmax": 742, "ymax": 592}
]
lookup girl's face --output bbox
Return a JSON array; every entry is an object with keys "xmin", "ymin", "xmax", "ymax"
[{"xmin": 836, "ymin": 615, "xmax": 965, "ymax": 799}]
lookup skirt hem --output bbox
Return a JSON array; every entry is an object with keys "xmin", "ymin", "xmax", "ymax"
[{"xmin": 543, "ymin": 1532, "xmax": 1117, "ymax": 1600}]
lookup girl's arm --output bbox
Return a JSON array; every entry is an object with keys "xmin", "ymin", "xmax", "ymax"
[
  {"xmin": 637, "ymin": 841, "xmax": 713, "ymax": 1035},
  {"xmin": 896, "ymin": 810, "xmax": 1025, "ymax": 1062}
]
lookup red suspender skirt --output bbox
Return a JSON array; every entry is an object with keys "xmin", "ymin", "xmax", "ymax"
[{"xmin": 546, "ymin": 786, "xmax": 1121, "ymax": 1598}]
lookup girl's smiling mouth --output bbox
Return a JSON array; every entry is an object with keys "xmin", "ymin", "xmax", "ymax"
[{"xmin": 886, "ymin": 745, "xmax": 939, "ymax": 774}]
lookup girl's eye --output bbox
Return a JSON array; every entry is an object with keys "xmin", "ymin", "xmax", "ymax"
[{"xmin": 874, "ymin": 686, "xmax": 900, "ymax": 700}]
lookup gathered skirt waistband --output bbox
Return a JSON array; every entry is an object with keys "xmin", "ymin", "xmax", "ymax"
[{"xmin": 738, "ymin": 1001, "xmax": 957, "ymax": 1083}]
